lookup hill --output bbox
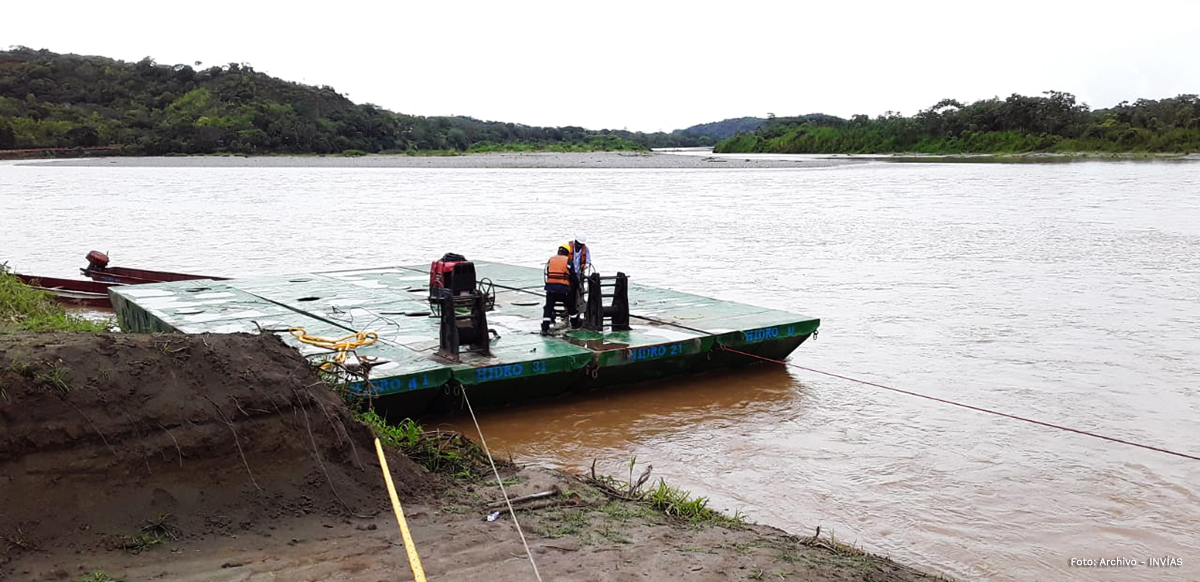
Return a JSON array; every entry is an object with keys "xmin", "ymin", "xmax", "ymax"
[
  {"xmin": 0, "ymin": 47, "xmax": 714, "ymax": 155},
  {"xmin": 675, "ymin": 116, "xmax": 766, "ymax": 141},
  {"xmin": 714, "ymin": 92, "xmax": 1200, "ymax": 154}
]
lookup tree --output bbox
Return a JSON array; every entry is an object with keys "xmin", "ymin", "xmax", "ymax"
[{"xmin": 0, "ymin": 117, "xmax": 15, "ymax": 148}]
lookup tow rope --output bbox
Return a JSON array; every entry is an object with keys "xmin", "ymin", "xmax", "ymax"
[
  {"xmin": 288, "ymin": 327, "xmax": 378, "ymax": 370},
  {"xmin": 718, "ymin": 345, "xmax": 1200, "ymax": 462}
]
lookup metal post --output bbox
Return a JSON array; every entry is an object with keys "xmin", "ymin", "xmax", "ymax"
[{"xmin": 612, "ymin": 272, "xmax": 630, "ymax": 331}]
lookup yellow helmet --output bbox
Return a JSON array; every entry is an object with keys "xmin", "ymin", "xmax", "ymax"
[{"xmin": 559, "ymin": 243, "xmax": 571, "ymax": 253}]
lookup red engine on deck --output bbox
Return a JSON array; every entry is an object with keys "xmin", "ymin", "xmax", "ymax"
[{"xmin": 429, "ymin": 252, "xmax": 469, "ymax": 296}]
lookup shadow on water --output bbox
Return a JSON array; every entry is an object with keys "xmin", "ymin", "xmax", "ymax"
[{"xmin": 424, "ymin": 362, "xmax": 804, "ymax": 470}]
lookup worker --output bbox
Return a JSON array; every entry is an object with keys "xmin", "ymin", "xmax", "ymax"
[
  {"xmin": 567, "ymin": 235, "xmax": 592, "ymax": 279},
  {"xmin": 542, "ymin": 244, "xmax": 580, "ymax": 334},
  {"xmin": 566, "ymin": 235, "xmax": 592, "ymax": 312}
]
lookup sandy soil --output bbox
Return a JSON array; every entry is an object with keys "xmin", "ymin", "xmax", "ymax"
[
  {"xmin": 20, "ymin": 151, "xmax": 861, "ymax": 169},
  {"xmin": 0, "ymin": 332, "xmax": 943, "ymax": 582}
]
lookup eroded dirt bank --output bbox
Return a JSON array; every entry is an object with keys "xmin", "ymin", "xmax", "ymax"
[{"xmin": 0, "ymin": 332, "xmax": 943, "ymax": 581}]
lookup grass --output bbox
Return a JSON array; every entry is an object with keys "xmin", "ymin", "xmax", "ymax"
[
  {"xmin": 80, "ymin": 573, "xmax": 124, "ymax": 582},
  {"xmin": 6, "ymin": 359, "xmax": 36, "ymax": 376},
  {"xmin": 537, "ymin": 508, "xmax": 589, "ymax": 539},
  {"xmin": 511, "ymin": 462, "xmax": 751, "ymax": 553},
  {"xmin": 0, "ymin": 265, "xmax": 111, "ymax": 333},
  {"xmin": 104, "ymin": 514, "xmax": 180, "ymax": 555},
  {"xmin": 357, "ymin": 409, "xmax": 490, "ymax": 478},
  {"xmin": 595, "ymin": 520, "xmax": 633, "ymax": 545},
  {"xmin": 600, "ymin": 500, "xmax": 651, "ymax": 521},
  {"xmin": 34, "ymin": 361, "xmax": 71, "ymax": 393},
  {"xmin": 644, "ymin": 478, "xmax": 743, "ymax": 525},
  {"xmin": 482, "ymin": 474, "xmax": 524, "ymax": 487},
  {"xmin": 5, "ymin": 526, "xmax": 31, "ymax": 552},
  {"xmin": 588, "ymin": 458, "xmax": 747, "ymax": 526},
  {"xmin": 140, "ymin": 513, "xmax": 181, "ymax": 542},
  {"xmin": 115, "ymin": 532, "xmax": 162, "ymax": 553}
]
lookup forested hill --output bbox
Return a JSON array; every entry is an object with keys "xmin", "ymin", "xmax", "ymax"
[
  {"xmin": 0, "ymin": 48, "xmax": 712, "ymax": 155},
  {"xmin": 714, "ymin": 92, "xmax": 1200, "ymax": 154},
  {"xmin": 675, "ymin": 116, "xmax": 766, "ymax": 141}
]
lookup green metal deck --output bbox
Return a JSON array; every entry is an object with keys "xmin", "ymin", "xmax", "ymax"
[{"xmin": 110, "ymin": 262, "xmax": 820, "ymax": 411}]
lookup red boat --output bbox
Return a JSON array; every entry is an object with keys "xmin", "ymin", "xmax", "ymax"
[
  {"xmin": 14, "ymin": 274, "xmax": 118, "ymax": 308},
  {"xmin": 80, "ymin": 251, "xmax": 227, "ymax": 285}
]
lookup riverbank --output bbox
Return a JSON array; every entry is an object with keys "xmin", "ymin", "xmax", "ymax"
[
  {"xmin": 18, "ymin": 150, "xmax": 863, "ymax": 169},
  {"xmin": 856, "ymin": 151, "xmax": 1200, "ymax": 163},
  {"xmin": 14, "ymin": 150, "xmax": 1198, "ymax": 170},
  {"xmin": 0, "ymin": 331, "xmax": 944, "ymax": 581}
]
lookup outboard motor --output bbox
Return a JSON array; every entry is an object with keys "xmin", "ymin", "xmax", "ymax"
[{"xmin": 86, "ymin": 250, "xmax": 110, "ymax": 271}]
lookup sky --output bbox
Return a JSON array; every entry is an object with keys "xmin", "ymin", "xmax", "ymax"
[{"xmin": 3, "ymin": 0, "xmax": 1199, "ymax": 132}]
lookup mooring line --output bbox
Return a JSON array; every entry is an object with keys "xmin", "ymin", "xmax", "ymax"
[
  {"xmin": 460, "ymin": 388, "xmax": 545, "ymax": 582},
  {"xmin": 374, "ymin": 438, "xmax": 427, "ymax": 581},
  {"xmin": 718, "ymin": 345, "xmax": 1200, "ymax": 462}
]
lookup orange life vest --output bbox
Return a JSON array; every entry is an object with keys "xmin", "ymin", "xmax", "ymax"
[{"xmin": 546, "ymin": 255, "xmax": 571, "ymax": 286}]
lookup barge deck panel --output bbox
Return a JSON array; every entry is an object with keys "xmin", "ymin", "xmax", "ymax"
[{"xmin": 110, "ymin": 263, "xmax": 819, "ymax": 409}]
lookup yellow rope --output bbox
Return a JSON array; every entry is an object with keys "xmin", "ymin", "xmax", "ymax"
[
  {"xmin": 375, "ymin": 438, "xmax": 427, "ymax": 582},
  {"xmin": 288, "ymin": 327, "xmax": 377, "ymax": 369}
]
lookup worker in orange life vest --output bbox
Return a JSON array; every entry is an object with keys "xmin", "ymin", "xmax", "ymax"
[{"xmin": 543, "ymin": 244, "xmax": 581, "ymax": 335}]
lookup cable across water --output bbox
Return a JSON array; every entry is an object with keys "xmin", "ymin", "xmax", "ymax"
[{"xmin": 718, "ymin": 345, "xmax": 1200, "ymax": 462}]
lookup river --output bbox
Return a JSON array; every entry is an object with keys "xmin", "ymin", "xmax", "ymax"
[{"xmin": 2, "ymin": 155, "xmax": 1197, "ymax": 581}]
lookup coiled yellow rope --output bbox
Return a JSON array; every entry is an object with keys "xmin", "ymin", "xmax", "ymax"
[{"xmin": 288, "ymin": 327, "xmax": 377, "ymax": 369}]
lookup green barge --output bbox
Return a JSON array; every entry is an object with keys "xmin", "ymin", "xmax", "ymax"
[{"xmin": 110, "ymin": 261, "xmax": 819, "ymax": 413}]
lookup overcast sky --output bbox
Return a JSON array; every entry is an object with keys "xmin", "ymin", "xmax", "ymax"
[{"xmin": 4, "ymin": 0, "xmax": 1198, "ymax": 132}]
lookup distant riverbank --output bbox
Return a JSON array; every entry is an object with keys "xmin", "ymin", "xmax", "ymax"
[
  {"xmin": 19, "ymin": 151, "xmax": 863, "ymax": 169},
  {"xmin": 17, "ymin": 150, "xmax": 1198, "ymax": 170}
]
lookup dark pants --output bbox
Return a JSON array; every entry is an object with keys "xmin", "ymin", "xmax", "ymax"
[
  {"xmin": 568, "ymin": 271, "xmax": 584, "ymax": 312},
  {"xmin": 543, "ymin": 286, "xmax": 579, "ymax": 331}
]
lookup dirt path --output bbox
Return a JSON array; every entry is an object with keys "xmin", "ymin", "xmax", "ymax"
[{"xmin": 0, "ymin": 332, "xmax": 944, "ymax": 581}]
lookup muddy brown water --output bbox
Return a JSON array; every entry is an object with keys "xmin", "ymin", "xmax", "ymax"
[{"xmin": 2, "ymin": 157, "xmax": 1198, "ymax": 581}]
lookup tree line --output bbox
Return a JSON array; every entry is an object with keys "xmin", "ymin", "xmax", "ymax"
[
  {"xmin": 0, "ymin": 48, "xmax": 717, "ymax": 155},
  {"xmin": 714, "ymin": 91, "xmax": 1200, "ymax": 154}
]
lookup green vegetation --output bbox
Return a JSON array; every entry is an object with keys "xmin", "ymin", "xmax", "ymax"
[
  {"xmin": 587, "ymin": 458, "xmax": 745, "ymax": 526},
  {"xmin": 34, "ymin": 361, "xmax": 72, "ymax": 393},
  {"xmin": 0, "ymin": 47, "xmax": 709, "ymax": 156},
  {"xmin": 80, "ymin": 573, "xmax": 124, "ymax": 582},
  {"xmin": 538, "ymin": 509, "xmax": 590, "ymax": 539},
  {"xmin": 357, "ymin": 409, "xmax": 489, "ymax": 478},
  {"xmin": 466, "ymin": 134, "xmax": 647, "ymax": 153},
  {"xmin": 115, "ymin": 532, "xmax": 163, "ymax": 553},
  {"xmin": 674, "ymin": 116, "xmax": 766, "ymax": 141},
  {"xmin": 715, "ymin": 92, "xmax": 1200, "ymax": 154},
  {"xmin": 107, "ymin": 514, "xmax": 180, "ymax": 555},
  {"xmin": 0, "ymin": 265, "xmax": 110, "ymax": 333},
  {"xmin": 644, "ymin": 478, "xmax": 741, "ymax": 524},
  {"xmin": 4, "ymin": 526, "xmax": 31, "ymax": 553}
]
